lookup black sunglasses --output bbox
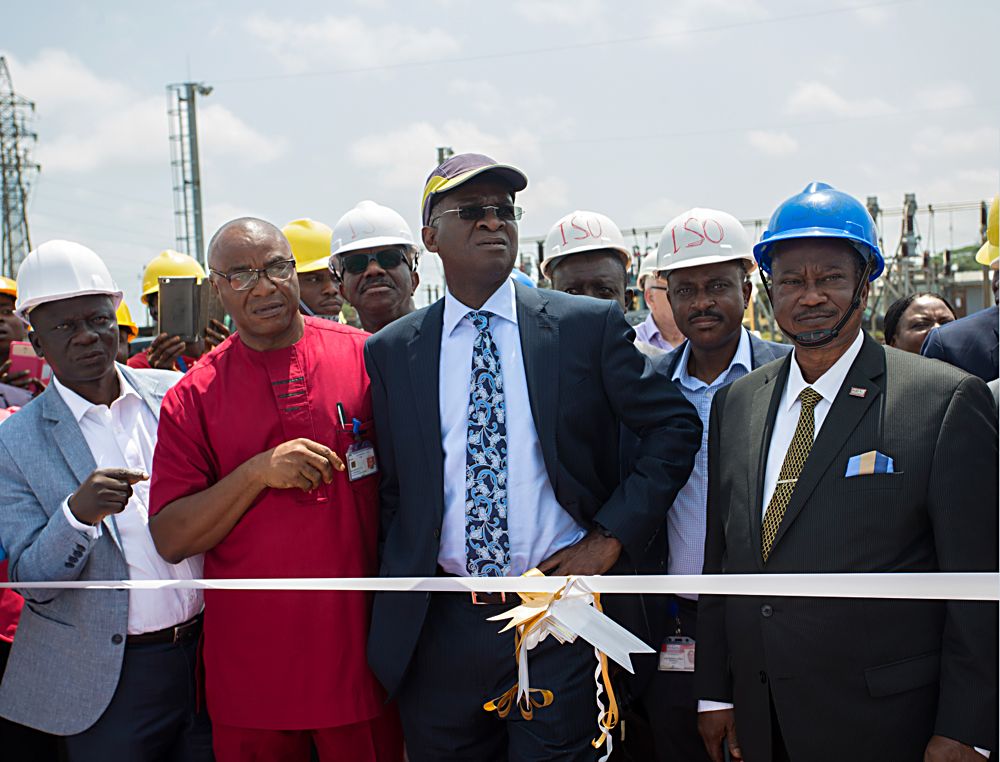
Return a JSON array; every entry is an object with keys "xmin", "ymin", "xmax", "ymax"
[
  {"xmin": 434, "ymin": 204, "xmax": 523, "ymax": 223},
  {"xmin": 337, "ymin": 247, "xmax": 410, "ymax": 276}
]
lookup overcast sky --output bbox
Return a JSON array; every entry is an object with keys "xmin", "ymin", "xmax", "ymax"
[{"xmin": 5, "ymin": 0, "xmax": 998, "ymax": 320}]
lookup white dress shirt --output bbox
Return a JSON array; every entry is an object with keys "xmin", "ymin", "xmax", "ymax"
[
  {"xmin": 54, "ymin": 370, "xmax": 203, "ymax": 634},
  {"xmin": 437, "ymin": 279, "xmax": 586, "ymax": 576}
]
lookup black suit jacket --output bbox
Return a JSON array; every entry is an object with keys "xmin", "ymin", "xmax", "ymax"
[
  {"xmin": 364, "ymin": 283, "xmax": 702, "ymax": 696},
  {"xmin": 697, "ymin": 333, "xmax": 998, "ymax": 761},
  {"xmin": 921, "ymin": 305, "xmax": 999, "ymax": 382}
]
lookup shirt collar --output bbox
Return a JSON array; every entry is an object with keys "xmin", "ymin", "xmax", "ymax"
[
  {"xmin": 784, "ymin": 330, "xmax": 865, "ymax": 411},
  {"xmin": 52, "ymin": 366, "xmax": 141, "ymax": 423},
  {"xmin": 443, "ymin": 277, "xmax": 518, "ymax": 338},
  {"xmin": 642, "ymin": 313, "xmax": 662, "ymax": 341},
  {"xmin": 672, "ymin": 327, "xmax": 753, "ymax": 388}
]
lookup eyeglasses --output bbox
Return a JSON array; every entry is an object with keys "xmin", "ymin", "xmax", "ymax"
[
  {"xmin": 434, "ymin": 204, "xmax": 523, "ymax": 223},
  {"xmin": 210, "ymin": 259, "xmax": 297, "ymax": 292},
  {"xmin": 336, "ymin": 248, "xmax": 411, "ymax": 276}
]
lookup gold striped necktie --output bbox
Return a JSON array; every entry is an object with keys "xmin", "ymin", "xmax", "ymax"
[{"xmin": 761, "ymin": 387, "xmax": 824, "ymax": 562}]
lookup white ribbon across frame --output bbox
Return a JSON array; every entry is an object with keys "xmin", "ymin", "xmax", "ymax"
[{"xmin": 1, "ymin": 572, "xmax": 996, "ymax": 599}]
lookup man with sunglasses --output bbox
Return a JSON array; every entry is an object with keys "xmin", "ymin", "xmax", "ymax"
[
  {"xmin": 330, "ymin": 200, "xmax": 420, "ymax": 334},
  {"xmin": 364, "ymin": 154, "xmax": 702, "ymax": 761},
  {"xmin": 148, "ymin": 218, "xmax": 402, "ymax": 762}
]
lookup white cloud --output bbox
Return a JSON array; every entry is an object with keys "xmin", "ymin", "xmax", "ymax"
[
  {"xmin": 514, "ymin": 0, "xmax": 606, "ymax": 25},
  {"xmin": 632, "ymin": 197, "xmax": 687, "ymax": 228},
  {"xmin": 911, "ymin": 125, "xmax": 999, "ymax": 158},
  {"xmin": 3, "ymin": 48, "xmax": 130, "ymax": 108},
  {"xmin": 650, "ymin": 0, "xmax": 766, "ymax": 47},
  {"xmin": 349, "ymin": 120, "xmax": 542, "ymax": 190},
  {"xmin": 447, "ymin": 79, "xmax": 505, "ymax": 116},
  {"xmin": 519, "ymin": 176, "xmax": 571, "ymax": 233},
  {"xmin": 747, "ymin": 129, "xmax": 799, "ymax": 156},
  {"xmin": 853, "ymin": 5, "xmax": 891, "ymax": 25},
  {"xmin": 244, "ymin": 13, "xmax": 461, "ymax": 73},
  {"xmin": 5, "ymin": 50, "xmax": 285, "ymax": 174},
  {"xmin": 203, "ymin": 202, "xmax": 263, "ymax": 238},
  {"xmin": 784, "ymin": 81, "xmax": 892, "ymax": 118},
  {"xmin": 914, "ymin": 81, "xmax": 975, "ymax": 111}
]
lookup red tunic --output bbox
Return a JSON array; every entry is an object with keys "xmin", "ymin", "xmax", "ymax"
[
  {"xmin": 149, "ymin": 318, "xmax": 383, "ymax": 730},
  {"xmin": 0, "ymin": 561, "xmax": 22, "ymax": 643}
]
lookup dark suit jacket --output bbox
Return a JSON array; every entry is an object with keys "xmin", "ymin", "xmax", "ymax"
[
  {"xmin": 921, "ymin": 304, "xmax": 999, "ymax": 382},
  {"xmin": 364, "ymin": 283, "xmax": 703, "ymax": 696},
  {"xmin": 696, "ymin": 333, "xmax": 998, "ymax": 761},
  {"xmin": 654, "ymin": 332, "xmax": 791, "ymax": 380}
]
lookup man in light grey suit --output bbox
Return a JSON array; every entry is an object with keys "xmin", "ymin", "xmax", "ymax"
[{"xmin": 0, "ymin": 240, "xmax": 211, "ymax": 761}]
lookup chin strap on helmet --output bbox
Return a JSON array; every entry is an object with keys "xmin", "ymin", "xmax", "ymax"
[{"xmin": 760, "ymin": 256, "xmax": 873, "ymax": 349}]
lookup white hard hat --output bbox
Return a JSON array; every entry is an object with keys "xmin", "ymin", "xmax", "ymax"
[
  {"xmin": 330, "ymin": 200, "xmax": 417, "ymax": 257},
  {"xmin": 16, "ymin": 240, "xmax": 123, "ymax": 320},
  {"xmin": 656, "ymin": 208, "xmax": 757, "ymax": 275},
  {"xmin": 637, "ymin": 254, "xmax": 660, "ymax": 290},
  {"xmin": 541, "ymin": 210, "xmax": 631, "ymax": 279}
]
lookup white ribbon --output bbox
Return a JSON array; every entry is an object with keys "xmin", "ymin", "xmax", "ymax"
[
  {"xmin": 1, "ymin": 572, "xmax": 995, "ymax": 600},
  {"xmin": 487, "ymin": 577, "xmax": 654, "ymax": 705}
]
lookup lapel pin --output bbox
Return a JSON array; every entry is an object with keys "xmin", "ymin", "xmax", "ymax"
[{"xmin": 849, "ymin": 386, "xmax": 867, "ymax": 398}]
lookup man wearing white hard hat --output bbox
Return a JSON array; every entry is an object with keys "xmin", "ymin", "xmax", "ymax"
[
  {"xmin": 636, "ymin": 256, "xmax": 685, "ymax": 352},
  {"xmin": 542, "ymin": 210, "xmax": 664, "ymax": 357},
  {"xmin": 635, "ymin": 209, "xmax": 789, "ymax": 762},
  {"xmin": 0, "ymin": 241, "xmax": 210, "ymax": 759},
  {"xmin": 330, "ymin": 200, "xmax": 420, "ymax": 333}
]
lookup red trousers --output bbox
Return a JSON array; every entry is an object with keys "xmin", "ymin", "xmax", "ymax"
[{"xmin": 213, "ymin": 709, "xmax": 403, "ymax": 762}]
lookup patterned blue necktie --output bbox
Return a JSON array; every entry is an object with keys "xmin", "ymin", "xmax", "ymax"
[{"xmin": 464, "ymin": 310, "xmax": 511, "ymax": 577}]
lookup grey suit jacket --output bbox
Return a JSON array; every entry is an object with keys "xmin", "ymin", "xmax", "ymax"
[{"xmin": 0, "ymin": 365, "xmax": 180, "ymax": 735}]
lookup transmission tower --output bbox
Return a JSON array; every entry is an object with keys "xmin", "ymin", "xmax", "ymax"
[
  {"xmin": 0, "ymin": 57, "xmax": 39, "ymax": 278},
  {"xmin": 167, "ymin": 82, "xmax": 211, "ymax": 268}
]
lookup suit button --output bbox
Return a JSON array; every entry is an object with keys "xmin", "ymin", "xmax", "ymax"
[
  {"xmin": 433, "ymin": 529, "xmax": 441, "ymax": 539},
  {"xmin": 761, "ymin": 604, "xmax": 773, "ymax": 617},
  {"xmin": 111, "ymin": 634, "xmax": 123, "ymax": 645},
  {"xmin": 759, "ymin": 671, "xmax": 768, "ymax": 683},
  {"xmin": 64, "ymin": 562, "xmax": 74, "ymax": 568}
]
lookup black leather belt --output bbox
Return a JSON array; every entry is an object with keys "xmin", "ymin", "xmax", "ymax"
[{"xmin": 127, "ymin": 613, "xmax": 202, "ymax": 645}]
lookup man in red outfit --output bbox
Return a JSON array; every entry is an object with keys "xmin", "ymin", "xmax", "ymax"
[{"xmin": 149, "ymin": 217, "xmax": 402, "ymax": 762}]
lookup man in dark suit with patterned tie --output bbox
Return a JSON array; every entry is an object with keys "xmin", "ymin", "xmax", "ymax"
[
  {"xmin": 364, "ymin": 153, "xmax": 702, "ymax": 761},
  {"xmin": 695, "ymin": 183, "xmax": 998, "ymax": 762}
]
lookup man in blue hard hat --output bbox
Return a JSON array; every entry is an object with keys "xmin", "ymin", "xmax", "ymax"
[{"xmin": 694, "ymin": 182, "xmax": 997, "ymax": 762}]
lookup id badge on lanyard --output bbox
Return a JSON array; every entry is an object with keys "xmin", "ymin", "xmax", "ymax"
[
  {"xmin": 345, "ymin": 417, "xmax": 378, "ymax": 482},
  {"xmin": 659, "ymin": 600, "xmax": 695, "ymax": 672}
]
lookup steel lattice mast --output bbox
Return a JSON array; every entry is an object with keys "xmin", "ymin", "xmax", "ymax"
[{"xmin": 0, "ymin": 57, "xmax": 39, "ymax": 278}]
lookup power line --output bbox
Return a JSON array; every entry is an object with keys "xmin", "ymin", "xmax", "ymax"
[
  {"xmin": 210, "ymin": 0, "xmax": 920, "ymax": 85},
  {"xmin": 35, "ymin": 177, "xmax": 172, "ymax": 211}
]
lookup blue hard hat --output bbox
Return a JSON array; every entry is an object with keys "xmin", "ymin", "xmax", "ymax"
[
  {"xmin": 509, "ymin": 269, "xmax": 536, "ymax": 288},
  {"xmin": 753, "ymin": 182, "xmax": 884, "ymax": 281}
]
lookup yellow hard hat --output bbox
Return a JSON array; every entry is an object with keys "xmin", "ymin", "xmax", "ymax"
[
  {"xmin": 282, "ymin": 219, "xmax": 333, "ymax": 274},
  {"xmin": 0, "ymin": 276, "xmax": 16, "ymax": 299},
  {"xmin": 141, "ymin": 250, "xmax": 206, "ymax": 303},
  {"xmin": 116, "ymin": 301, "xmax": 139, "ymax": 340},
  {"xmin": 975, "ymin": 195, "xmax": 999, "ymax": 268}
]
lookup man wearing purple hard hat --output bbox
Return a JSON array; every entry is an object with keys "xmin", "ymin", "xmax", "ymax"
[{"xmin": 364, "ymin": 153, "xmax": 702, "ymax": 760}]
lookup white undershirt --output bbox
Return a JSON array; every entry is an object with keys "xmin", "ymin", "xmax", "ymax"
[{"xmin": 54, "ymin": 370, "xmax": 203, "ymax": 634}]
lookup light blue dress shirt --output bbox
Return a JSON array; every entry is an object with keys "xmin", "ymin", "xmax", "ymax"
[
  {"xmin": 437, "ymin": 279, "xmax": 585, "ymax": 576},
  {"xmin": 669, "ymin": 328, "xmax": 753, "ymax": 599}
]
